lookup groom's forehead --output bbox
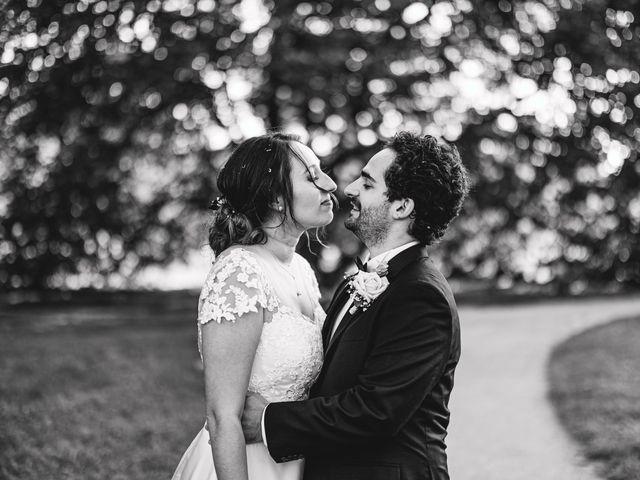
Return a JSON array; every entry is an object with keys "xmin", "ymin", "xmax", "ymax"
[{"xmin": 363, "ymin": 148, "xmax": 396, "ymax": 179}]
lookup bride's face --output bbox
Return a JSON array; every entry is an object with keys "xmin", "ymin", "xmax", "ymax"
[{"xmin": 287, "ymin": 143, "xmax": 337, "ymax": 229}]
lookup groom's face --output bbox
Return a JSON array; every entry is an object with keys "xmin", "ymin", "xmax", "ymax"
[{"xmin": 343, "ymin": 149, "xmax": 395, "ymax": 244}]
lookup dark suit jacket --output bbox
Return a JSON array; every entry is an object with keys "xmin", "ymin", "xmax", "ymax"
[{"xmin": 264, "ymin": 245, "xmax": 461, "ymax": 480}]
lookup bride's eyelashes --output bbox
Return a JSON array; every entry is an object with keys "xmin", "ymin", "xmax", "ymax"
[{"xmin": 304, "ymin": 166, "xmax": 323, "ymax": 186}]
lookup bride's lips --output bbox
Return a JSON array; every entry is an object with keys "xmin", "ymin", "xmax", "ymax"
[{"xmin": 321, "ymin": 198, "xmax": 333, "ymax": 207}]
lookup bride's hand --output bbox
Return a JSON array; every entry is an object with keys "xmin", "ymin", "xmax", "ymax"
[{"xmin": 242, "ymin": 391, "xmax": 269, "ymax": 444}]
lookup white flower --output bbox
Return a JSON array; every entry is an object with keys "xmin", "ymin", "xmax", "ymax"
[
  {"xmin": 351, "ymin": 272, "xmax": 389, "ymax": 300},
  {"xmin": 347, "ymin": 270, "xmax": 389, "ymax": 313}
]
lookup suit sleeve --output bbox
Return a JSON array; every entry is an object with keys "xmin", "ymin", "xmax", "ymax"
[{"xmin": 264, "ymin": 281, "xmax": 455, "ymax": 461}]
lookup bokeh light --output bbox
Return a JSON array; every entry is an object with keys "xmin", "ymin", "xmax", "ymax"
[{"xmin": 1, "ymin": 0, "xmax": 638, "ymax": 292}]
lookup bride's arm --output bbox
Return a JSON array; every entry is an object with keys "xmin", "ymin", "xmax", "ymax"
[{"xmin": 201, "ymin": 311, "xmax": 263, "ymax": 480}]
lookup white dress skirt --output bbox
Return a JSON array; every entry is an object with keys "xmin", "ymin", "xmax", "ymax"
[{"xmin": 172, "ymin": 427, "xmax": 304, "ymax": 480}]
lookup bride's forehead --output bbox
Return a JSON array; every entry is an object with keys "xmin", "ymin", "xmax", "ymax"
[{"xmin": 290, "ymin": 143, "xmax": 320, "ymax": 169}]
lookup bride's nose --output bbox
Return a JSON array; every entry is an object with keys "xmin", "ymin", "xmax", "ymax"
[{"xmin": 317, "ymin": 171, "xmax": 337, "ymax": 193}]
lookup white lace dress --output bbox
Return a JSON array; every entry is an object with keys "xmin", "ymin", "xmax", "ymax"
[{"xmin": 172, "ymin": 247, "xmax": 325, "ymax": 480}]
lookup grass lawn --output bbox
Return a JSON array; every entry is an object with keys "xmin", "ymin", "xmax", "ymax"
[
  {"xmin": 548, "ymin": 315, "xmax": 640, "ymax": 480},
  {"xmin": 3, "ymin": 290, "xmax": 638, "ymax": 479},
  {"xmin": 0, "ymin": 305, "xmax": 206, "ymax": 480}
]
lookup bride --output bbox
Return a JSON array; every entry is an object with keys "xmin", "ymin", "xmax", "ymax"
[{"xmin": 172, "ymin": 133, "xmax": 337, "ymax": 480}]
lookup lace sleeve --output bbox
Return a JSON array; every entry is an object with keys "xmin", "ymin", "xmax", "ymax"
[{"xmin": 198, "ymin": 248, "xmax": 278, "ymax": 325}]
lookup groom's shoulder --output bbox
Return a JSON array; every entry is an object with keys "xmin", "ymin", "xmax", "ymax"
[
  {"xmin": 395, "ymin": 256, "xmax": 456, "ymax": 306},
  {"xmin": 400, "ymin": 255, "xmax": 447, "ymax": 285}
]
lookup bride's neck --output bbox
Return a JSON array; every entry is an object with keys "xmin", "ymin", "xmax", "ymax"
[{"xmin": 262, "ymin": 224, "xmax": 302, "ymax": 264}]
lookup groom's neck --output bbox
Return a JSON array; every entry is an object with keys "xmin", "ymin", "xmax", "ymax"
[{"xmin": 367, "ymin": 232, "xmax": 417, "ymax": 259}]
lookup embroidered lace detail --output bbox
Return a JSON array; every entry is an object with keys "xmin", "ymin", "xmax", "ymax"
[
  {"xmin": 198, "ymin": 248, "xmax": 278, "ymax": 326},
  {"xmin": 313, "ymin": 304, "xmax": 326, "ymax": 328},
  {"xmin": 195, "ymin": 247, "xmax": 325, "ymax": 402},
  {"xmin": 248, "ymin": 309, "xmax": 324, "ymax": 401}
]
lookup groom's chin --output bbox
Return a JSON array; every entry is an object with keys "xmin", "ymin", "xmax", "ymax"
[
  {"xmin": 344, "ymin": 218, "xmax": 355, "ymax": 231},
  {"xmin": 344, "ymin": 218, "xmax": 359, "ymax": 234}
]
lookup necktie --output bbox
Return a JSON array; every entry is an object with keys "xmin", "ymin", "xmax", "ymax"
[{"xmin": 354, "ymin": 257, "xmax": 368, "ymax": 272}]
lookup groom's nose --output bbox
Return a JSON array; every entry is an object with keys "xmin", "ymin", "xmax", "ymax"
[{"xmin": 344, "ymin": 179, "xmax": 357, "ymax": 198}]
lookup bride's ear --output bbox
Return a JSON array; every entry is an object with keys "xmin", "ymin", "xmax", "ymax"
[
  {"xmin": 391, "ymin": 198, "xmax": 415, "ymax": 220},
  {"xmin": 270, "ymin": 197, "xmax": 285, "ymax": 213}
]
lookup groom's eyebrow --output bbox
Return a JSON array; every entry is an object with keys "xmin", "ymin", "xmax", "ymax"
[{"xmin": 361, "ymin": 171, "xmax": 376, "ymax": 183}]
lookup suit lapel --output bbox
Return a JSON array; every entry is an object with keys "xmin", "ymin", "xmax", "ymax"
[
  {"xmin": 385, "ymin": 244, "xmax": 427, "ymax": 282},
  {"xmin": 321, "ymin": 278, "xmax": 352, "ymax": 350},
  {"xmin": 324, "ymin": 244, "xmax": 428, "ymax": 356},
  {"xmin": 325, "ymin": 300, "xmax": 362, "ymax": 352}
]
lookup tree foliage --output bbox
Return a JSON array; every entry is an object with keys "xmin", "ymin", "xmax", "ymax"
[{"xmin": 1, "ymin": 0, "xmax": 638, "ymax": 291}]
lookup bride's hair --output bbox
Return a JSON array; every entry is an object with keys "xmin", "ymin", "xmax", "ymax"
[{"xmin": 208, "ymin": 132, "xmax": 305, "ymax": 255}]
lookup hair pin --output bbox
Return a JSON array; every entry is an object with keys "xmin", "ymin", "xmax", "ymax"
[
  {"xmin": 209, "ymin": 196, "xmax": 238, "ymax": 218},
  {"xmin": 209, "ymin": 196, "xmax": 224, "ymax": 211}
]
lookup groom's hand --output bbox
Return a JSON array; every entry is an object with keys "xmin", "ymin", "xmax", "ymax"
[{"xmin": 242, "ymin": 391, "xmax": 268, "ymax": 444}]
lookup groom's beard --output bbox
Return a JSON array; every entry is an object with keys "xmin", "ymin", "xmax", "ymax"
[{"xmin": 345, "ymin": 202, "xmax": 390, "ymax": 247}]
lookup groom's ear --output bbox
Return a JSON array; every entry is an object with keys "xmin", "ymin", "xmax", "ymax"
[{"xmin": 391, "ymin": 198, "xmax": 415, "ymax": 220}]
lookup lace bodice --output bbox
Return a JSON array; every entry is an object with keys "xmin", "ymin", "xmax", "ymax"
[{"xmin": 197, "ymin": 247, "xmax": 325, "ymax": 402}]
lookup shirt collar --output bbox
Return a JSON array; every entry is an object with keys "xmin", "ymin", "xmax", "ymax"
[{"xmin": 364, "ymin": 240, "xmax": 420, "ymax": 272}]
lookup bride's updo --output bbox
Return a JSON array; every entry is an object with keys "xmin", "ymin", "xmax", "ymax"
[{"xmin": 208, "ymin": 132, "xmax": 302, "ymax": 255}]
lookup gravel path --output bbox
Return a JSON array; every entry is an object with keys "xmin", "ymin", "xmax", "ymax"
[{"xmin": 447, "ymin": 295, "xmax": 640, "ymax": 480}]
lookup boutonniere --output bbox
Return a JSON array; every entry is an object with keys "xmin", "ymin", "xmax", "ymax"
[{"xmin": 346, "ymin": 263, "xmax": 390, "ymax": 314}]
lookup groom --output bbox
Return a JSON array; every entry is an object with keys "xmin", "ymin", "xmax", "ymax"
[{"xmin": 243, "ymin": 131, "xmax": 469, "ymax": 480}]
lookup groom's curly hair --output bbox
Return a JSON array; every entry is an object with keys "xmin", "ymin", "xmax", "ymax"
[{"xmin": 385, "ymin": 132, "xmax": 470, "ymax": 245}]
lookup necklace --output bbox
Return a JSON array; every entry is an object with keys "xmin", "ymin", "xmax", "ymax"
[
  {"xmin": 265, "ymin": 249, "xmax": 303, "ymax": 297},
  {"xmin": 279, "ymin": 264, "xmax": 302, "ymax": 297}
]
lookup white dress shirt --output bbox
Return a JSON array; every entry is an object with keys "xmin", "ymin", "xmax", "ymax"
[{"xmin": 260, "ymin": 240, "xmax": 420, "ymax": 448}]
